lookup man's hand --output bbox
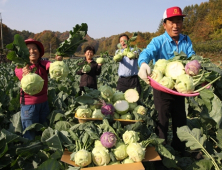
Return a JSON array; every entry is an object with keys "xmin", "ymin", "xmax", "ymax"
[{"xmin": 138, "ymin": 63, "xmax": 151, "ymax": 84}]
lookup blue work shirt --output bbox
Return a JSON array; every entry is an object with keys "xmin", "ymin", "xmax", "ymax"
[
  {"xmin": 138, "ymin": 31, "xmax": 196, "ymax": 67},
  {"xmin": 116, "ymin": 48, "xmax": 140, "ymax": 77}
]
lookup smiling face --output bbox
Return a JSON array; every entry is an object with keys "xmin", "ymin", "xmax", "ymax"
[
  {"xmin": 163, "ymin": 16, "xmax": 183, "ymax": 41},
  {"xmin": 85, "ymin": 50, "xmax": 94, "ymax": 60},
  {"xmin": 27, "ymin": 43, "xmax": 40, "ymax": 64},
  {"xmin": 120, "ymin": 36, "xmax": 128, "ymax": 49}
]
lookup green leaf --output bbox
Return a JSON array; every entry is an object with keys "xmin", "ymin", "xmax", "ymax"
[
  {"xmin": 58, "ymin": 130, "xmax": 72, "ymax": 145},
  {"xmin": 1, "ymin": 129, "xmax": 19, "ymax": 143},
  {"xmin": 36, "ymin": 159, "xmax": 60, "ymax": 170},
  {"xmin": 75, "ymin": 95, "xmax": 94, "ymax": 105},
  {"xmin": 6, "ymin": 34, "xmax": 30, "ymax": 67},
  {"xmin": 10, "ymin": 111, "xmax": 22, "ymax": 133},
  {"xmin": 16, "ymin": 142, "xmax": 43, "ymax": 157},
  {"xmin": 0, "ymin": 138, "xmax": 8, "ymax": 158},
  {"xmin": 56, "ymin": 23, "xmax": 88, "ymax": 57},
  {"xmin": 54, "ymin": 121, "xmax": 72, "ymax": 131},
  {"xmin": 177, "ymin": 126, "xmax": 206, "ymax": 150},
  {"xmin": 186, "ymin": 159, "xmax": 213, "ymax": 170},
  {"xmin": 199, "ymin": 89, "xmax": 214, "ymax": 111},
  {"xmin": 50, "ymin": 150, "xmax": 63, "ymax": 160},
  {"xmin": 22, "ymin": 123, "xmax": 45, "ymax": 135},
  {"xmin": 208, "ymin": 94, "xmax": 222, "ymax": 125}
]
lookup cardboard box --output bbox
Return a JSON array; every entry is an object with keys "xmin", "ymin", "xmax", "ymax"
[{"xmin": 60, "ymin": 146, "xmax": 161, "ymax": 170}]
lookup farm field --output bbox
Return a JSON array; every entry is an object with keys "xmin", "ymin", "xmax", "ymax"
[{"xmin": 0, "ymin": 54, "xmax": 222, "ymax": 170}]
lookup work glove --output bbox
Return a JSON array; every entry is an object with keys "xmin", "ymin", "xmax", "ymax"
[{"xmin": 138, "ymin": 63, "xmax": 151, "ymax": 84}]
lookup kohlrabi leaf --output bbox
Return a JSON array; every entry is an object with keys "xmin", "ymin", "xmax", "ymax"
[
  {"xmin": 6, "ymin": 34, "xmax": 30, "ymax": 68},
  {"xmin": 55, "ymin": 23, "xmax": 88, "ymax": 57},
  {"xmin": 177, "ymin": 126, "xmax": 206, "ymax": 150}
]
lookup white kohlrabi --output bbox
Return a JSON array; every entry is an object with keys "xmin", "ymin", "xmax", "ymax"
[
  {"xmin": 120, "ymin": 113, "xmax": 132, "ymax": 120},
  {"xmin": 92, "ymin": 146, "xmax": 110, "ymax": 166},
  {"xmin": 124, "ymin": 89, "xmax": 139, "ymax": 103},
  {"xmin": 159, "ymin": 76, "xmax": 175, "ymax": 89},
  {"xmin": 174, "ymin": 74, "xmax": 195, "ymax": 93},
  {"xmin": 92, "ymin": 109, "xmax": 104, "ymax": 119},
  {"xmin": 21, "ymin": 73, "xmax": 44, "ymax": 95},
  {"xmin": 126, "ymin": 143, "xmax": 146, "ymax": 162},
  {"xmin": 113, "ymin": 53, "xmax": 124, "ymax": 62},
  {"xmin": 121, "ymin": 158, "xmax": 134, "ymax": 164},
  {"xmin": 165, "ymin": 61, "xmax": 185, "ymax": 79},
  {"xmin": 76, "ymin": 106, "xmax": 92, "ymax": 118},
  {"xmin": 49, "ymin": 61, "xmax": 69, "ymax": 81},
  {"xmin": 112, "ymin": 91, "xmax": 125, "ymax": 103},
  {"xmin": 71, "ymin": 149, "xmax": 92, "ymax": 167},
  {"xmin": 94, "ymin": 140, "xmax": 106, "ymax": 149},
  {"xmin": 98, "ymin": 85, "xmax": 114, "ymax": 101},
  {"xmin": 122, "ymin": 130, "xmax": 140, "ymax": 145},
  {"xmin": 113, "ymin": 142, "xmax": 128, "ymax": 161},
  {"xmin": 154, "ymin": 59, "xmax": 169, "ymax": 74},
  {"xmin": 128, "ymin": 102, "xmax": 138, "ymax": 112},
  {"xmin": 151, "ymin": 69, "xmax": 163, "ymax": 83},
  {"xmin": 133, "ymin": 105, "xmax": 147, "ymax": 115},
  {"xmin": 114, "ymin": 100, "xmax": 129, "ymax": 115},
  {"xmin": 108, "ymin": 161, "xmax": 121, "ymax": 165}
]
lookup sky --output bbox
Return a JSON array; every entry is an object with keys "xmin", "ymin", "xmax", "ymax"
[{"xmin": 0, "ymin": 0, "xmax": 208, "ymax": 39}]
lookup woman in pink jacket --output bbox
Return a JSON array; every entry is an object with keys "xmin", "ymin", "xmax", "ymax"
[{"xmin": 15, "ymin": 39, "xmax": 60, "ymax": 140}]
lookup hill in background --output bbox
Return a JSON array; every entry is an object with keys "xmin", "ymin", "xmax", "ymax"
[{"xmin": 1, "ymin": 0, "xmax": 222, "ymax": 56}]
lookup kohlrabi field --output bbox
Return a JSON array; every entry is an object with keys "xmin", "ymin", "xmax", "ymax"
[{"xmin": 1, "ymin": 54, "xmax": 222, "ymax": 170}]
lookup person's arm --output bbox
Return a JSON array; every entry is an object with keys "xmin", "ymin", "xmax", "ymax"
[
  {"xmin": 138, "ymin": 39, "xmax": 159, "ymax": 84},
  {"xmin": 76, "ymin": 69, "xmax": 83, "ymax": 75},
  {"xmin": 15, "ymin": 67, "xmax": 23, "ymax": 81},
  {"xmin": 186, "ymin": 36, "xmax": 196, "ymax": 58},
  {"xmin": 138, "ymin": 39, "xmax": 158, "ymax": 67},
  {"xmin": 95, "ymin": 64, "xmax": 102, "ymax": 75},
  {"xmin": 15, "ymin": 65, "xmax": 31, "ymax": 80}
]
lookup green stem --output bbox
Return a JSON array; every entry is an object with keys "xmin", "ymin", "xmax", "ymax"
[
  {"xmin": 201, "ymin": 147, "xmax": 220, "ymax": 170},
  {"xmin": 210, "ymin": 137, "xmax": 218, "ymax": 145},
  {"xmin": 75, "ymin": 140, "xmax": 78, "ymax": 152},
  {"xmin": 194, "ymin": 76, "xmax": 221, "ymax": 93},
  {"xmin": 193, "ymin": 70, "xmax": 205, "ymax": 86},
  {"xmin": 85, "ymin": 141, "xmax": 94, "ymax": 150},
  {"xmin": 79, "ymin": 141, "xmax": 82, "ymax": 150}
]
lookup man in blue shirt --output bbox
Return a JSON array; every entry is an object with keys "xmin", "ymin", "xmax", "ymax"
[
  {"xmin": 138, "ymin": 6, "xmax": 195, "ymax": 155},
  {"xmin": 116, "ymin": 34, "xmax": 141, "ymax": 94}
]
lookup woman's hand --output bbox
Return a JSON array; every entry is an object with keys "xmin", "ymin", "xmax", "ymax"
[
  {"xmin": 22, "ymin": 65, "xmax": 31, "ymax": 76},
  {"xmin": 98, "ymin": 63, "xmax": 102, "ymax": 66},
  {"xmin": 55, "ymin": 55, "xmax": 63, "ymax": 61}
]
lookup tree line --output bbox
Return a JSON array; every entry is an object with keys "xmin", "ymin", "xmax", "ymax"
[{"xmin": 1, "ymin": 0, "xmax": 222, "ymax": 56}]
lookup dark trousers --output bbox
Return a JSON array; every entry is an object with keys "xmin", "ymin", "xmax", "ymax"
[
  {"xmin": 153, "ymin": 89, "xmax": 186, "ymax": 152},
  {"xmin": 116, "ymin": 75, "xmax": 141, "ymax": 95}
]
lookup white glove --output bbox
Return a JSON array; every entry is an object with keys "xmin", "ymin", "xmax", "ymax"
[{"xmin": 138, "ymin": 63, "xmax": 151, "ymax": 84}]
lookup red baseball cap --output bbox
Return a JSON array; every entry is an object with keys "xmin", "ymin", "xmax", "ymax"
[
  {"xmin": 163, "ymin": 6, "xmax": 186, "ymax": 20},
  {"xmin": 25, "ymin": 38, "xmax": 44, "ymax": 57}
]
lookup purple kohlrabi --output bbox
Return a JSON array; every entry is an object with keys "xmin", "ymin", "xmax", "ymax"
[
  {"xmin": 185, "ymin": 60, "xmax": 201, "ymax": 76},
  {"xmin": 101, "ymin": 102, "xmax": 115, "ymax": 116},
  {"xmin": 100, "ymin": 132, "xmax": 117, "ymax": 148}
]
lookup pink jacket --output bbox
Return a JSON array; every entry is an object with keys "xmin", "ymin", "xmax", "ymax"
[{"xmin": 15, "ymin": 60, "xmax": 50, "ymax": 105}]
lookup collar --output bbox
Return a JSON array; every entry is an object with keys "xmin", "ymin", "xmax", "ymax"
[
  {"xmin": 164, "ymin": 31, "xmax": 185, "ymax": 43},
  {"xmin": 84, "ymin": 57, "xmax": 94, "ymax": 63}
]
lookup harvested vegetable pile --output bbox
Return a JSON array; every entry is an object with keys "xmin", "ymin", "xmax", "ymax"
[{"xmin": 150, "ymin": 51, "xmax": 222, "ymax": 94}]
